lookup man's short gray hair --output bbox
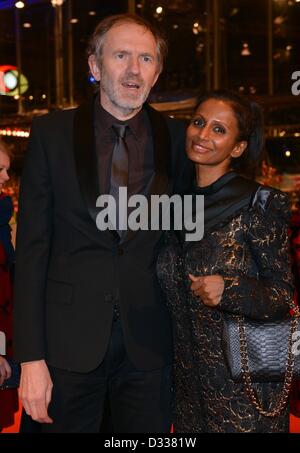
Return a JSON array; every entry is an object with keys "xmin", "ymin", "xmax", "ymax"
[{"xmin": 87, "ymin": 13, "xmax": 168, "ymax": 73}]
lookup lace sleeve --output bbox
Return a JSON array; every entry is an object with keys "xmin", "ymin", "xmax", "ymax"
[{"xmin": 218, "ymin": 190, "xmax": 294, "ymax": 320}]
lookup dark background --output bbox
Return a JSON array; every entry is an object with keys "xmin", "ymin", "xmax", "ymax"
[{"xmin": 1, "ymin": 0, "xmax": 300, "ymax": 111}]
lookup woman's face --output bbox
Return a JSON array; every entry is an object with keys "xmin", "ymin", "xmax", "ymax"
[
  {"xmin": 0, "ymin": 149, "xmax": 10, "ymax": 191},
  {"xmin": 186, "ymin": 98, "xmax": 247, "ymax": 169}
]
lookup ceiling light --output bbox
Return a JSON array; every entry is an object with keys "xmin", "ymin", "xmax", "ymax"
[{"xmin": 15, "ymin": 1, "xmax": 25, "ymax": 8}]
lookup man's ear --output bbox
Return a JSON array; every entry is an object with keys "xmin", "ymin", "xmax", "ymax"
[
  {"xmin": 88, "ymin": 55, "xmax": 101, "ymax": 82},
  {"xmin": 231, "ymin": 141, "xmax": 247, "ymax": 159}
]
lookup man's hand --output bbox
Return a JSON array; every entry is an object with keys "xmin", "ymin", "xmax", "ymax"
[
  {"xmin": 19, "ymin": 359, "xmax": 53, "ymax": 424},
  {"xmin": 189, "ymin": 274, "xmax": 225, "ymax": 307},
  {"xmin": 0, "ymin": 356, "xmax": 11, "ymax": 385}
]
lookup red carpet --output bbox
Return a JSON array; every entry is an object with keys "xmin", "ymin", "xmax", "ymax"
[
  {"xmin": 1, "ymin": 406, "xmax": 299, "ymax": 433},
  {"xmin": 1, "ymin": 401, "xmax": 21, "ymax": 433},
  {"xmin": 290, "ymin": 415, "xmax": 300, "ymax": 433}
]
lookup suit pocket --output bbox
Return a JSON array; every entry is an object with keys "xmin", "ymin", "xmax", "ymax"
[{"xmin": 46, "ymin": 279, "xmax": 73, "ymax": 305}]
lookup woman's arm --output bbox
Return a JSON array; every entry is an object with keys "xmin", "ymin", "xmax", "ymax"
[
  {"xmin": 0, "ymin": 356, "xmax": 11, "ymax": 386},
  {"xmin": 218, "ymin": 190, "xmax": 294, "ymax": 320}
]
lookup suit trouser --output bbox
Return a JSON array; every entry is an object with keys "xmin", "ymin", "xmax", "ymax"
[{"xmin": 21, "ymin": 314, "xmax": 172, "ymax": 433}]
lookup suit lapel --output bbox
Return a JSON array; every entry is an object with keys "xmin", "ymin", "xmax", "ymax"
[
  {"xmin": 144, "ymin": 103, "xmax": 172, "ymax": 197},
  {"xmin": 121, "ymin": 104, "xmax": 172, "ymax": 244},
  {"xmin": 73, "ymin": 99, "xmax": 99, "ymax": 224},
  {"xmin": 73, "ymin": 100, "xmax": 172, "ymax": 244},
  {"xmin": 73, "ymin": 99, "xmax": 120, "ymax": 243}
]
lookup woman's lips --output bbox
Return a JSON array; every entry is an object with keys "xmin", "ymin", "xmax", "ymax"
[{"xmin": 192, "ymin": 142, "xmax": 212, "ymax": 153}]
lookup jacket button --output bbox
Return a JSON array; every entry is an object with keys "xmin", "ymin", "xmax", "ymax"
[
  {"xmin": 104, "ymin": 294, "xmax": 113, "ymax": 303},
  {"xmin": 117, "ymin": 247, "xmax": 124, "ymax": 256},
  {"xmin": 211, "ymin": 311, "xmax": 221, "ymax": 321}
]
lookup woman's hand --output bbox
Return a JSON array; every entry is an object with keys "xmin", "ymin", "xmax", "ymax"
[
  {"xmin": 189, "ymin": 274, "xmax": 225, "ymax": 307},
  {"xmin": 0, "ymin": 356, "xmax": 12, "ymax": 386}
]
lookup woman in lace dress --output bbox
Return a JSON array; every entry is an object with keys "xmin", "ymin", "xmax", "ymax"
[{"xmin": 157, "ymin": 91, "xmax": 294, "ymax": 433}]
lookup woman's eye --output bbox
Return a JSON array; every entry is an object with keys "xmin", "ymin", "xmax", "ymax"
[
  {"xmin": 214, "ymin": 125, "xmax": 226, "ymax": 134},
  {"xmin": 192, "ymin": 118, "xmax": 205, "ymax": 128}
]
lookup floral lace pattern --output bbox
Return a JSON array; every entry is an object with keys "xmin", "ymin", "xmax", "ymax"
[{"xmin": 157, "ymin": 189, "xmax": 293, "ymax": 433}]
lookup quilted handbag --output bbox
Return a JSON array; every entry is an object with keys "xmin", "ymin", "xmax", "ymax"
[{"xmin": 222, "ymin": 306, "xmax": 300, "ymax": 417}]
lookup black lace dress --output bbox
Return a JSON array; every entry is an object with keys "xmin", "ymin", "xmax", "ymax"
[{"xmin": 157, "ymin": 172, "xmax": 294, "ymax": 433}]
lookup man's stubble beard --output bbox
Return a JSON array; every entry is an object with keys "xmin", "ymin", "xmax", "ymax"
[{"xmin": 99, "ymin": 66, "xmax": 150, "ymax": 113}]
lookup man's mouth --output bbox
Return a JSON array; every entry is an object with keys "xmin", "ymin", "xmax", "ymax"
[{"xmin": 122, "ymin": 81, "xmax": 141, "ymax": 90}]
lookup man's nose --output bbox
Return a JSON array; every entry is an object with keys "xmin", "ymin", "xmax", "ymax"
[{"xmin": 127, "ymin": 56, "xmax": 140, "ymax": 75}]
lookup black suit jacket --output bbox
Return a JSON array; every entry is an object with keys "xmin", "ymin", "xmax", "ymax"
[{"xmin": 13, "ymin": 100, "xmax": 191, "ymax": 372}]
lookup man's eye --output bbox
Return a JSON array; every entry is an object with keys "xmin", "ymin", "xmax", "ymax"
[
  {"xmin": 116, "ymin": 54, "xmax": 124, "ymax": 59},
  {"xmin": 142, "ymin": 56, "xmax": 151, "ymax": 62}
]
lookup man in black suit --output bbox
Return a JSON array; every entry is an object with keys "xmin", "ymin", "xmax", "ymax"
[{"xmin": 13, "ymin": 13, "xmax": 190, "ymax": 433}]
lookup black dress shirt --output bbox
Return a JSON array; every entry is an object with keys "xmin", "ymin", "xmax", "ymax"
[{"xmin": 94, "ymin": 96, "xmax": 154, "ymax": 198}]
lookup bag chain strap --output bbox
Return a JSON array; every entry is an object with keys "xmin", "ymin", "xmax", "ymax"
[{"xmin": 237, "ymin": 303, "xmax": 300, "ymax": 418}]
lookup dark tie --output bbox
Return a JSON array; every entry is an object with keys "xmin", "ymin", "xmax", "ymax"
[{"xmin": 109, "ymin": 123, "xmax": 129, "ymax": 236}]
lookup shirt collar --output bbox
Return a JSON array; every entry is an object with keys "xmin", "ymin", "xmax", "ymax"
[{"xmin": 94, "ymin": 94, "xmax": 147, "ymax": 141}]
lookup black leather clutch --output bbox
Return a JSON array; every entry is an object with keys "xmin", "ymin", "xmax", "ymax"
[
  {"xmin": 222, "ymin": 313, "xmax": 300, "ymax": 416},
  {"xmin": 222, "ymin": 314, "xmax": 300, "ymax": 383}
]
